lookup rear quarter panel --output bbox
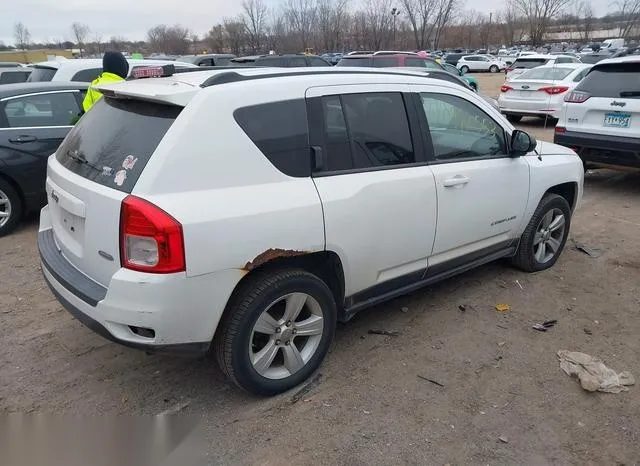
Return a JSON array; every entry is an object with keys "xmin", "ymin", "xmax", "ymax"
[{"xmin": 133, "ymin": 81, "xmax": 326, "ymax": 278}]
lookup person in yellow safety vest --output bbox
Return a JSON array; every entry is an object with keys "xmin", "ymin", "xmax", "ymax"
[{"xmin": 82, "ymin": 51, "xmax": 129, "ymax": 112}]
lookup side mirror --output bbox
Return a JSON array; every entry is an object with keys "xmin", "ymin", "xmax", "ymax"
[{"xmin": 510, "ymin": 130, "xmax": 537, "ymax": 157}]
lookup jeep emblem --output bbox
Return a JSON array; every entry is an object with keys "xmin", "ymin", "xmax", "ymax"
[
  {"xmin": 611, "ymin": 101, "xmax": 626, "ymax": 107},
  {"xmin": 51, "ymin": 191, "xmax": 59, "ymax": 203}
]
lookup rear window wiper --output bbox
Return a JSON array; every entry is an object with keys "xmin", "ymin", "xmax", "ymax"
[
  {"xmin": 620, "ymin": 91, "xmax": 640, "ymax": 98},
  {"xmin": 66, "ymin": 150, "xmax": 113, "ymax": 175}
]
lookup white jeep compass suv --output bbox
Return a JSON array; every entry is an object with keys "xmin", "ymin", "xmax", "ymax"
[{"xmin": 38, "ymin": 67, "xmax": 584, "ymax": 395}]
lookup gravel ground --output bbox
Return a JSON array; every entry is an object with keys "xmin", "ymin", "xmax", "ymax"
[{"xmin": 1, "ymin": 74, "xmax": 639, "ymax": 465}]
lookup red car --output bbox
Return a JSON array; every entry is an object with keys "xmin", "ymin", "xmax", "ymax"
[{"xmin": 336, "ymin": 53, "xmax": 442, "ymax": 69}]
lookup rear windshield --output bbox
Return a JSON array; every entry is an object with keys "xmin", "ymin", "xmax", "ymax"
[
  {"xmin": 27, "ymin": 66, "xmax": 57, "ymax": 82},
  {"xmin": 513, "ymin": 59, "xmax": 549, "ymax": 69},
  {"xmin": 517, "ymin": 67, "xmax": 573, "ymax": 80},
  {"xmin": 55, "ymin": 98, "xmax": 181, "ymax": 193},
  {"xmin": 576, "ymin": 64, "xmax": 640, "ymax": 98},
  {"xmin": 337, "ymin": 57, "xmax": 372, "ymax": 67}
]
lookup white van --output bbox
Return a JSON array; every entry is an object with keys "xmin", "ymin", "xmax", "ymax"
[{"xmin": 601, "ymin": 38, "xmax": 625, "ymax": 51}]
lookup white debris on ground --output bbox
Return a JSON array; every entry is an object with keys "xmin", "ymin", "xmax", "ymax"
[{"xmin": 558, "ymin": 350, "xmax": 635, "ymax": 393}]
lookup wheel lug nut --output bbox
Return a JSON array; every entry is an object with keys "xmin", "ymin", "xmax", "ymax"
[
  {"xmin": 292, "ymin": 329, "xmax": 297, "ymax": 335},
  {"xmin": 275, "ymin": 327, "xmax": 281, "ymax": 333},
  {"xmin": 285, "ymin": 340, "xmax": 290, "ymax": 345},
  {"xmin": 275, "ymin": 339, "xmax": 281, "ymax": 345},
  {"xmin": 286, "ymin": 321, "xmax": 292, "ymax": 327}
]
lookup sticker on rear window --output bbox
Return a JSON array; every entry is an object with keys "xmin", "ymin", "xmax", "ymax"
[
  {"xmin": 122, "ymin": 155, "xmax": 138, "ymax": 170},
  {"xmin": 114, "ymin": 170, "xmax": 127, "ymax": 186}
]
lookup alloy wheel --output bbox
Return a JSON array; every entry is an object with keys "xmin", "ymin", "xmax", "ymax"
[
  {"xmin": 249, "ymin": 292, "xmax": 324, "ymax": 380},
  {"xmin": 0, "ymin": 189, "xmax": 12, "ymax": 228},
  {"xmin": 533, "ymin": 208, "xmax": 566, "ymax": 264}
]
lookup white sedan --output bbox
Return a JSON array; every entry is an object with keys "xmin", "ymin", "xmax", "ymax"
[
  {"xmin": 498, "ymin": 63, "xmax": 592, "ymax": 123},
  {"xmin": 457, "ymin": 55, "xmax": 507, "ymax": 73}
]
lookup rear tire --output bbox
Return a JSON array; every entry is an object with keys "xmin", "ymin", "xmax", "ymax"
[
  {"xmin": 506, "ymin": 114, "xmax": 523, "ymax": 123},
  {"xmin": 215, "ymin": 269, "xmax": 337, "ymax": 396},
  {"xmin": 490, "ymin": 65, "xmax": 499, "ymax": 73},
  {"xmin": 0, "ymin": 178, "xmax": 22, "ymax": 237},
  {"xmin": 460, "ymin": 65, "xmax": 469, "ymax": 74},
  {"xmin": 512, "ymin": 194, "xmax": 572, "ymax": 273}
]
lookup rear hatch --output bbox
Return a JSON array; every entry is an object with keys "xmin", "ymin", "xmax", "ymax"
[
  {"xmin": 46, "ymin": 97, "xmax": 181, "ymax": 286},
  {"xmin": 564, "ymin": 61, "xmax": 640, "ymax": 137}
]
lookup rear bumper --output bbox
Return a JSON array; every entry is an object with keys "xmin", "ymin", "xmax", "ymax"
[
  {"xmin": 554, "ymin": 130, "xmax": 640, "ymax": 168},
  {"xmin": 38, "ymin": 207, "xmax": 243, "ymax": 354},
  {"xmin": 499, "ymin": 100, "xmax": 562, "ymax": 119}
]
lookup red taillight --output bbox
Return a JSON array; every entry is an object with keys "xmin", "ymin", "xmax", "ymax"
[
  {"xmin": 501, "ymin": 84, "xmax": 513, "ymax": 93},
  {"xmin": 540, "ymin": 86, "xmax": 569, "ymax": 95},
  {"xmin": 120, "ymin": 196, "xmax": 185, "ymax": 274},
  {"xmin": 564, "ymin": 91, "xmax": 591, "ymax": 103},
  {"xmin": 555, "ymin": 126, "xmax": 567, "ymax": 134}
]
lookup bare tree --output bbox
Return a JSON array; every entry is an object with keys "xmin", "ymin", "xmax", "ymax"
[
  {"xmin": 432, "ymin": 0, "xmax": 461, "ymax": 49},
  {"xmin": 223, "ymin": 18, "xmax": 247, "ymax": 55},
  {"xmin": 317, "ymin": 0, "xmax": 350, "ymax": 52},
  {"xmin": 509, "ymin": 0, "xmax": 573, "ymax": 46},
  {"xmin": 576, "ymin": 0, "xmax": 596, "ymax": 41},
  {"xmin": 147, "ymin": 24, "xmax": 191, "ymax": 54},
  {"xmin": 496, "ymin": 4, "xmax": 525, "ymax": 46},
  {"xmin": 71, "ymin": 22, "xmax": 90, "ymax": 57},
  {"xmin": 401, "ymin": 0, "xmax": 440, "ymax": 50},
  {"xmin": 93, "ymin": 32, "xmax": 104, "ymax": 55},
  {"xmin": 109, "ymin": 36, "xmax": 127, "ymax": 51},
  {"xmin": 207, "ymin": 25, "xmax": 226, "ymax": 52},
  {"xmin": 13, "ymin": 22, "xmax": 31, "ymax": 51},
  {"xmin": 615, "ymin": 0, "xmax": 640, "ymax": 38},
  {"xmin": 242, "ymin": 0, "xmax": 268, "ymax": 53},
  {"xmin": 285, "ymin": 0, "xmax": 318, "ymax": 50},
  {"xmin": 362, "ymin": 0, "xmax": 393, "ymax": 50}
]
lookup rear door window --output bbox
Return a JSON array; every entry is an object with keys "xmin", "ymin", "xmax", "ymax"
[
  {"xmin": 0, "ymin": 70, "xmax": 31, "ymax": 84},
  {"xmin": 576, "ymin": 64, "xmax": 640, "ymax": 98},
  {"xmin": 55, "ymin": 98, "xmax": 181, "ymax": 193},
  {"xmin": 289, "ymin": 57, "xmax": 308, "ymax": 67},
  {"xmin": 309, "ymin": 57, "xmax": 330, "ymax": 67},
  {"xmin": 234, "ymin": 99, "xmax": 310, "ymax": 177},
  {"xmin": 27, "ymin": 66, "xmax": 57, "ymax": 82},
  {"xmin": 2, "ymin": 91, "xmax": 81, "ymax": 128},
  {"xmin": 405, "ymin": 57, "xmax": 426, "ymax": 67},
  {"xmin": 372, "ymin": 58, "xmax": 398, "ymax": 67},
  {"xmin": 318, "ymin": 92, "xmax": 415, "ymax": 172}
]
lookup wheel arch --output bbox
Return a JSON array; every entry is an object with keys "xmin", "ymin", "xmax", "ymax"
[
  {"xmin": 544, "ymin": 181, "xmax": 578, "ymax": 212},
  {"xmin": 0, "ymin": 171, "xmax": 25, "ymax": 211},
  {"xmin": 222, "ymin": 250, "xmax": 346, "ymax": 323}
]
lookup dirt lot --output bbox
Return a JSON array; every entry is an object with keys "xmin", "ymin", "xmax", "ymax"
[{"xmin": 1, "ymin": 74, "xmax": 639, "ymax": 465}]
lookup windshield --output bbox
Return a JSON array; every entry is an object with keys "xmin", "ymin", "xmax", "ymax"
[
  {"xmin": 55, "ymin": 98, "xmax": 181, "ymax": 193},
  {"xmin": 26, "ymin": 66, "xmax": 57, "ymax": 82},
  {"xmin": 517, "ymin": 67, "xmax": 574, "ymax": 80}
]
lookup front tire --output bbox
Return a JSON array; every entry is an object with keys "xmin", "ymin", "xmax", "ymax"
[
  {"xmin": 215, "ymin": 269, "xmax": 337, "ymax": 396},
  {"xmin": 0, "ymin": 179, "xmax": 22, "ymax": 237},
  {"xmin": 512, "ymin": 194, "xmax": 572, "ymax": 272},
  {"xmin": 460, "ymin": 65, "xmax": 469, "ymax": 74},
  {"xmin": 490, "ymin": 65, "xmax": 499, "ymax": 73},
  {"xmin": 506, "ymin": 114, "xmax": 523, "ymax": 123}
]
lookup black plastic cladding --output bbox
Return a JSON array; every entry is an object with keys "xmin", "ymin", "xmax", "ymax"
[{"xmin": 198, "ymin": 69, "xmax": 464, "ymax": 88}]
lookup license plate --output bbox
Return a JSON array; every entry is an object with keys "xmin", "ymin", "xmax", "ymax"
[{"xmin": 603, "ymin": 112, "xmax": 631, "ymax": 128}]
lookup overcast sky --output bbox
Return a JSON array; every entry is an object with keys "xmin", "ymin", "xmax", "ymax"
[{"xmin": 2, "ymin": 0, "xmax": 613, "ymax": 46}]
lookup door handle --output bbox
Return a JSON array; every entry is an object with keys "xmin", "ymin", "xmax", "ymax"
[
  {"xmin": 443, "ymin": 175, "xmax": 470, "ymax": 187},
  {"xmin": 9, "ymin": 135, "xmax": 37, "ymax": 144}
]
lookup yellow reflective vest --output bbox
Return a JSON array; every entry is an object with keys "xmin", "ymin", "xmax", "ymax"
[{"xmin": 82, "ymin": 72, "xmax": 124, "ymax": 112}]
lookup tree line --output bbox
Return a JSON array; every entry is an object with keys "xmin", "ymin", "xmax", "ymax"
[{"xmin": 5, "ymin": 0, "xmax": 640, "ymax": 56}]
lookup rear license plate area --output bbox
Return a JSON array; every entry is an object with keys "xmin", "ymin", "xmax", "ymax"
[{"xmin": 603, "ymin": 112, "xmax": 631, "ymax": 128}]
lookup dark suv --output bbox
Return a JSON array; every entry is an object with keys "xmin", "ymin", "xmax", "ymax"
[
  {"xmin": 254, "ymin": 54, "xmax": 332, "ymax": 67},
  {"xmin": 336, "ymin": 54, "xmax": 441, "ymax": 69}
]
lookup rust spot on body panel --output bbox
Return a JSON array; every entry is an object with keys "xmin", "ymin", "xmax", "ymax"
[{"xmin": 243, "ymin": 248, "xmax": 306, "ymax": 271}]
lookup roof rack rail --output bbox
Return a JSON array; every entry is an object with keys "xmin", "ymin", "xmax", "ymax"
[{"xmin": 199, "ymin": 68, "xmax": 462, "ymax": 88}]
